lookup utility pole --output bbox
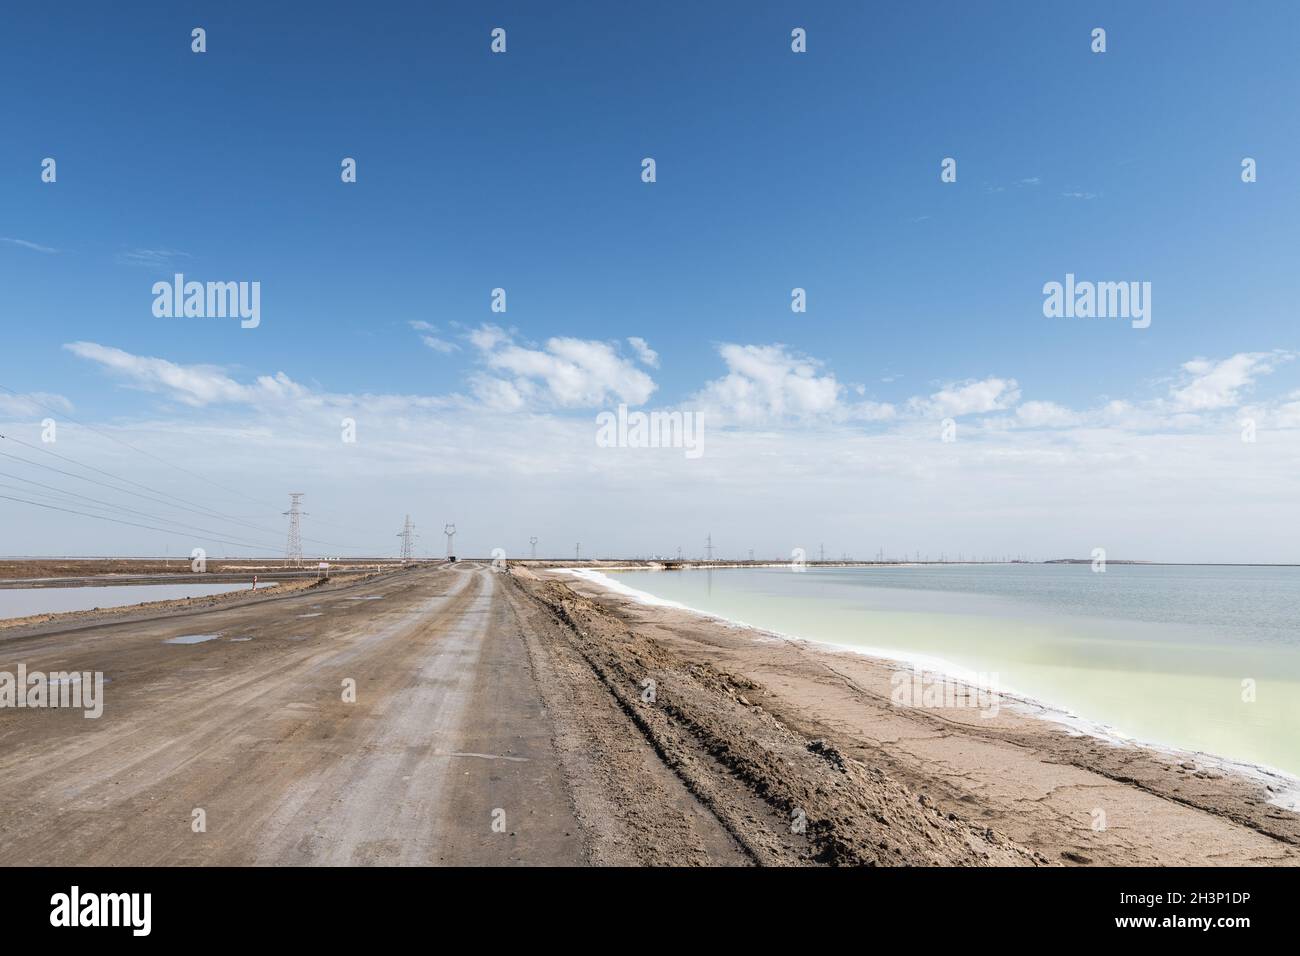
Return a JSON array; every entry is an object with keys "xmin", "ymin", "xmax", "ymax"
[
  {"xmin": 705, "ymin": 532, "xmax": 713, "ymax": 562},
  {"xmin": 283, "ymin": 493, "xmax": 306, "ymax": 568},
  {"xmin": 397, "ymin": 515, "xmax": 416, "ymax": 563},
  {"xmin": 443, "ymin": 523, "xmax": 456, "ymax": 559},
  {"xmin": 575, "ymin": 542, "xmax": 581, "ymax": 561},
  {"xmin": 819, "ymin": 543, "xmax": 825, "ymax": 564},
  {"xmin": 529, "ymin": 536, "xmax": 538, "ymax": 560}
]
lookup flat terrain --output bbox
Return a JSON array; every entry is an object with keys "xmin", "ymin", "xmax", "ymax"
[
  {"xmin": 1, "ymin": 562, "xmax": 1296, "ymax": 866},
  {"xmin": 0, "ymin": 564, "xmax": 583, "ymax": 864}
]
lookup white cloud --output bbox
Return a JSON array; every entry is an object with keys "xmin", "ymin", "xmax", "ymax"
[
  {"xmin": 64, "ymin": 342, "xmax": 308, "ymax": 407},
  {"xmin": 470, "ymin": 325, "xmax": 657, "ymax": 408},
  {"xmin": 116, "ymin": 248, "xmax": 190, "ymax": 267},
  {"xmin": 694, "ymin": 344, "xmax": 847, "ymax": 424},
  {"xmin": 627, "ymin": 336, "xmax": 659, "ymax": 368},
  {"xmin": 0, "ymin": 390, "xmax": 73, "ymax": 417},
  {"xmin": 31, "ymin": 342, "xmax": 1300, "ymax": 563},
  {"xmin": 1169, "ymin": 352, "xmax": 1291, "ymax": 411},
  {"xmin": 420, "ymin": 335, "xmax": 458, "ymax": 354},
  {"xmin": 65, "ymin": 341, "xmax": 468, "ymax": 420},
  {"xmin": 912, "ymin": 377, "xmax": 1021, "ymax": 418},
  {"xmin": 407, "ymin": 320, "xmax": 459, "ymax": 354},
  {"xmin": 1, "ymin": 237, "xmax": 57, "ymax": 254},
  {"xmin": 1015, "ymin": 400, "xmax": 1082, "ymax": 428},
  {"xmin": 469, "ymin": 324, "xmax": 511, "ymax": 352}
]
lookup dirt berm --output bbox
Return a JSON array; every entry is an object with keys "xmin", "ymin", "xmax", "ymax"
[{"xmin": 513, "ymin": 572, "xmax": 1047, "ymax": 866}]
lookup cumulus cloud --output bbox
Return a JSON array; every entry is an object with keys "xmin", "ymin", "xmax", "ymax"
[
  {"xmin": 911, "ymin": 377, "xmax": 1021, "ymax": 418},
  {"xmin": 694, "ymin": 344, "xmax": 847, "ymax": 424},
  {"xmin": 469, "ymin": 324, "xmax": 657, "ymax": 409},
  {"xmin": 1168, "ymin": 352, "xmax": 1291, "ymax": 411}
]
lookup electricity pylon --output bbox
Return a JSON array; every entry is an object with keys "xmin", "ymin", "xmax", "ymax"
[
  {"xmin": 283, "ymin": 493, "xmax": 306, "ymax": 567},
  {"xmin": 397, "ymin": 515, "xmax": 416, "ymax": 562}
]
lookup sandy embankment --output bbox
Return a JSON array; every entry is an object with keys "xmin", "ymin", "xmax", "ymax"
[{"xmin": 524, "ymin": 567, "xmax": 1300, "ymax": 866}]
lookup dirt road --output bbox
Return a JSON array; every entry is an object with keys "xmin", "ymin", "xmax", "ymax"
[{"xmin": 0, "ymin": 563, "xmax": 587, "ymax": 865}]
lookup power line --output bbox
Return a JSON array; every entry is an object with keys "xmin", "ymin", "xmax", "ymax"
[
  {"xmin": 0, "ymin": 493, "xmax": 286, "ymax": 554},
  {"xmin": 0, "ymin": 447, "xmax": 289, "ymax": 551},
  {"xmin": 0, "ymin": 383, "xmax": 280, "ymax": 512},
  {"xmin": 0, "ymin": 435, "xmax": 371, "ymax": 552},
  {"xmin": 0, "ymin": 470, "xmax": 295, "ymax": 553}
]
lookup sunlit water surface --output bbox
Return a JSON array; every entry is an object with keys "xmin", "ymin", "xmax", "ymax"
[
  {"xmin": 0, "ymin": 582, "xmax": 275, "ymax": 619},
  {"xmin": 604, "ymin": 564, "xmax": 1300, "ymax": 782}
]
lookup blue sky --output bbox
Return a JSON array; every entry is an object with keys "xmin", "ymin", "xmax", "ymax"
[{"xmin": 1, "ymin": 1, "xmax": 1298, "ymax": 560}]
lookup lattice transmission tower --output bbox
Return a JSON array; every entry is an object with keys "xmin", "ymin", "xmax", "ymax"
[
  {"xmin": 283, "ymin": 493, "xmax": 306, "ymax": 567},
  {"xmin": 397, "ymin": 515, "xmax": 417, "ymax": 563}
]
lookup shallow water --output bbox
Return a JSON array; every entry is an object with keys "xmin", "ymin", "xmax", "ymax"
[
  {"xmin": 607, "ymin": 564, "xmax": 1300, "ymax": 781},
  {"xmin": 0, "ymin": 582, "xmax": 275, "ymax": 620},
  {"xmin": 163, "ymin": 633, "xmax": 221, "ymax": 645}
]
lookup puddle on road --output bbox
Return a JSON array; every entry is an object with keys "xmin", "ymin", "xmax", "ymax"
[
  {"xmin": 228, "ymin": 637, "xmax": 253, "ymax": 643},
  {"xmin": 164, "ymin": 633, "xmax": 221, "ymax": 645},
  {"xmin": 346, "ymin": 595, "xmax": 384, "ymax": 601},
  {"xmin": 297, "ymin": 613, "xmax": 322, "ymax": 618}
]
